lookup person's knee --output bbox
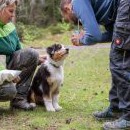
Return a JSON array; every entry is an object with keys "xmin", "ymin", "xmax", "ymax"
[
  {"xmin": 26, "ymin": 48, "xmax": 39, "ymax": 65},
  {"xmin": 8, "ymin": 85, "xmax": 17, "ymax": 99},
  {"xmin": 0, "ymin": 83, "xmax": 17, "ymax": 101}
]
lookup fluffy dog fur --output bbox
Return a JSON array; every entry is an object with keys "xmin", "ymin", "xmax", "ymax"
[{"xmin": 28, "ymin": 44, "xmax": 69, "ymax": 112}]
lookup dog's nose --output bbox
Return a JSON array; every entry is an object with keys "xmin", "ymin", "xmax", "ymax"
[{"xmin": 66, "ymin": 48, "xmax": 69, "ymax": 53}]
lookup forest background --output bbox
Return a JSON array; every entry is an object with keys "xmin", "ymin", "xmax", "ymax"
[
  {"xmin": 16, "ymin": 0, "xmax": 74, "ymax": 46},
  {"xmin": 17, "ymin": 0, "xmax": 61, "ymax": 26}
]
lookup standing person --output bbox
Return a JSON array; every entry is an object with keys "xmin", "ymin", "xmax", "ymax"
[
  {"xmin": 60, "ymin": 0, "xmax": 130, "ymax": 129},
  {"xmin": 0, "ymin": 0, "xmax": 45, "ymax": 110}
]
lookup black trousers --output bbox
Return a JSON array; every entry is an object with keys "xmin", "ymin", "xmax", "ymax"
[
  {"xmin": 109, "ymin": 0, "xmax": 130, "ymax": 120},
  {"xmin": 7, "ymin": 48, "xmax": 39, "ymax": 99}
]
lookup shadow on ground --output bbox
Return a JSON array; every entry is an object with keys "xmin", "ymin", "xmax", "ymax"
[{"xmin": 0, "ymin": 107, "xmax": 16, "ymax": 117}]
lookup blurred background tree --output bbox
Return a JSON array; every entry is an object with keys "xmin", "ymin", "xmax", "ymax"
[
  {"xmin": 17, "ymin": 0, "xmax": 61, "ymax": 26},
  {"xmin": 15, "ymin": 0, "xmax": 73, "ymax": 45}
]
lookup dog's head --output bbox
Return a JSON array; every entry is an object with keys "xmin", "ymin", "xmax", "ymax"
[{"xmin": 47, "ymin": 44, "xmax": 69, "ymax": 62}]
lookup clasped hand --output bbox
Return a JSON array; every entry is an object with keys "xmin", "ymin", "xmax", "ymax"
[
  {"xmin": 13, "ymin": 55, "xmax": 47, "ymax": 84},
  {"xmin": 71, "ymin": 31, "xmax": 84, "ymax": 46}
]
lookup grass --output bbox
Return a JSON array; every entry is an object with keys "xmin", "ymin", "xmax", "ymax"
[
  {"xmin": 0, "ymin": 43, "xmax": 111, "ymax": 130},
  {"xmin": 23, "ymin": 31, "xmax": 72, "ymax": 48},
  {"xmin": 16, "ymin": 22, "xmax": 73, "ymax": 48}
]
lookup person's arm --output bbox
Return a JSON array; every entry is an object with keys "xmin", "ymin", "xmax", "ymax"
[
  {"xmin": 101, "ymin": 31, "xmax": 113, "ymax": 43},
  {"xmin": 0, "ymin": 22, "xmax": 22, "ymax": 55},
  {"xmin": 0, "ymin": 70, "xmax": 21, "ymax": 85},
  {"xmin": 72, "ymin": 0, "xmax": 102, "ymax": 45}
]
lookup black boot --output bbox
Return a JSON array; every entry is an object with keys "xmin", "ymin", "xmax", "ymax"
[
  {"xmin": 10, "ymin": 98, "xmax": 36, "ymax": 111},
  {"xmin": 93, "ymin": 107, "xmax": 122, "ymax": 120},
  {"xmin": 103, "ymin": 118, "xmax": 130, "ymax": 130}
]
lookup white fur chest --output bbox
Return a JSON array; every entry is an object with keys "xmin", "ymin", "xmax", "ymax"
[{"xmin": 45, "ymin": 61, "xmax": 64, "ymax": 87}]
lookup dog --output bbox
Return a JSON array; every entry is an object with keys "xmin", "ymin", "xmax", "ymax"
[{"xmin": 28, "ymin": 44, "xmax": 69, "ymax": 112}]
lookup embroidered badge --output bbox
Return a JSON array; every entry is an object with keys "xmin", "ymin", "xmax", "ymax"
[{"xmin": 115, "ymin": 38, "xmax": 122, "ymax": 45}]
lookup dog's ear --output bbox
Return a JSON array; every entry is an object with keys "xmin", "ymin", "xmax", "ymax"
[
  {"xmin": 47, "ymin": 46, "xmax": 54, "ymax": 55},
  {"xmin": 46, "ymin": 43, "xmax": 62, "ymax": 55},
  {"xmin": 47, "ymin": 46, "xmax": 52, "ymax": 54},
  {"xmin": 47, "ymin": 44, "xmax": 58, "ymax": 55}
]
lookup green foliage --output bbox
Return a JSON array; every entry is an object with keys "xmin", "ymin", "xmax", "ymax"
[
  {"xmin": 23, "ymin": 26, "xmax": 44, "ymax": 42},
  {"xmin": 48, "ymin": 22, "xmax": 72, "ymax": 35},
  {"xmin": 16, "ymin": 22, "xmax": 25, "ymax": 42},
  {"xmin": 16, "ymin": 22, "xmax": 73, "ymax": 46},
  {"xmin": 57, "ymin": 22, "xmax": 72, "ymax": 31},
  {"xmin": 48, "ymin": 25, "xmax": 63, "ymax": 35},
  {"xmin": 0, "ymin": 65, "xmax": 5, "ymax": 70},
  {"xmin": 16, "ymin": 22, "xmax": 46, "ymax": 44}
]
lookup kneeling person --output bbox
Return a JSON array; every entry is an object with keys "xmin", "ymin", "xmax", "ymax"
[{"xmin": 0, "ymin": 0, "xmax": 41, "ymax": 110}]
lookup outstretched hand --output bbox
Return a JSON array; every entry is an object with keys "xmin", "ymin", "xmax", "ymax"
[
  {"xmin": 71, "ymin": 31, "xmax": 85, "ymax": 46},
  {"xmin": 71, "ymin": 36, "xmax": 81, "ymax": 46},
  {"xmin": 13, "ymin": 76, "xmax": 21, "ymax": 83}
]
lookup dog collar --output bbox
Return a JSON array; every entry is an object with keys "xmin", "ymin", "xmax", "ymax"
[{"xmin": 50, "ymin": 63, "xmax": 60, "ymax": 68}]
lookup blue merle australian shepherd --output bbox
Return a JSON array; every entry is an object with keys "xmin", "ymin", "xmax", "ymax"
[{"xmin": 28, "ymin": 44, "xmax": 69, "ymax": 112}]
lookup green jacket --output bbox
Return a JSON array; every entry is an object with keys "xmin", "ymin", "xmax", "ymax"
[{"xmin": 0, "ymin": 22, "xmax": 21, "ymax": 65}]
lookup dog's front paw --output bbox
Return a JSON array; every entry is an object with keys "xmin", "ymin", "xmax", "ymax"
[
  {"xmin": 54, "ymin": 105, "xmax": 62, "ymax": 111},
  {"xmin": 44, "ymin": 100, "xmax": 56, "ymax": 112},
  {"xmin": 30, "ymin": 103, "xmax": 36, "ymax": 108},
  {"xmin": 46, "ymin": 107, "xmax": 56, "ymax": 112}
]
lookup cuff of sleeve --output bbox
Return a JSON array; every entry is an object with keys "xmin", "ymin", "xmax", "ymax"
[{"xmin": 79, "ymin": 35, "xmax": 98, "ymax": 45}]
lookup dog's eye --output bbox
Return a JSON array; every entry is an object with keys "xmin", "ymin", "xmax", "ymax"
[
  {"xmin": 51, "ymin": 50, "xmax": 55, "ymax": 54},
  {"xmin": 58, "ymin": 44, "xmax": 62, "ymax": 49}
]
